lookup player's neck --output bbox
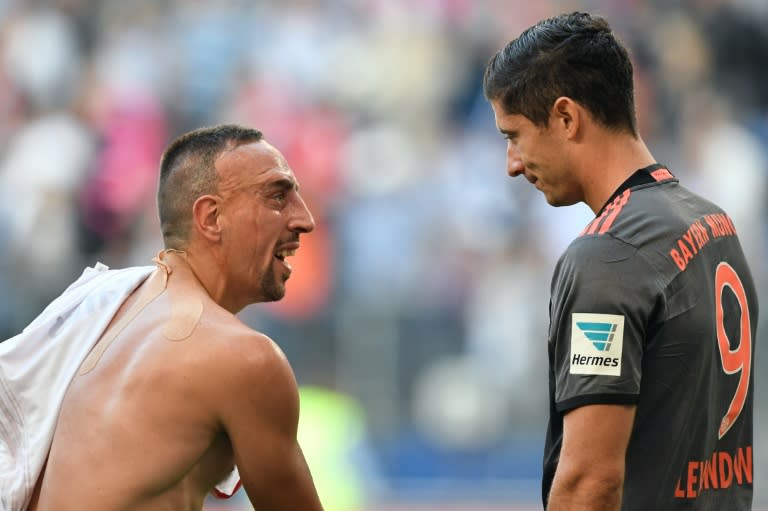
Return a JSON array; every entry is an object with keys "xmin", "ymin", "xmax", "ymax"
[
  {"xmin": 164, "ymin": 248, "xmax": 250, "ymax": 314},
  {"xmin": 580, "ymin": 132, "xmax": 656, "ymax": 214},
  {"xmin": 156, "ymin": 249, "xmax": 218, "ymax": 304}
]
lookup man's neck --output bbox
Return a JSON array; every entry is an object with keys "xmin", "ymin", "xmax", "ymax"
[
  {"xmin": 580, "ymin": 132, "xmax": 656, "ymax": 214},
  {"xmin": 158, "ymin": 249, "xmax": 226, "ymax": 308}
]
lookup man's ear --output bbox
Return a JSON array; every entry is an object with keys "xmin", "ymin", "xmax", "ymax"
[
  {"xmin": 192, "ymin": 195, "xmax": 222, "ymax": 243},
  {"xmin": 552, "ymin": 96, "xmax": 581, "ymax": 140}
]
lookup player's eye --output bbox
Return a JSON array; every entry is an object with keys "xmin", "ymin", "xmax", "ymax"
[{"xmin": 504, "ymin": 133, "xmax": 518, "ymax": 143}]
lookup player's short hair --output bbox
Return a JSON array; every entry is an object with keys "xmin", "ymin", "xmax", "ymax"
[
  {"xmin": 157, "ymin": 124, "xmax": 263, "ymax": 249},
  {"xmin": 483, "ymin": 11, "xmax": 638, "ymax": 135}
]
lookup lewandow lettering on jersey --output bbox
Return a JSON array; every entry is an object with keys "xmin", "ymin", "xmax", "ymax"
[
  {"xmin": 674, "ymin": 446, "xmax": 753, "ymax": 499},
  {"xmin": 570, "ymin": 313, "xmax": 624, "ymax": 376},
  {"xmin": 670, "ymin": 213, "xmax": 738, "ymax": 272}
]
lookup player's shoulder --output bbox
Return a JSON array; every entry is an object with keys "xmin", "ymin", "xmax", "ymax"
[
  {"xmin": 191, "ymin": 314, "xmax": 300, "ymax": 423},
  {"xmin": 560, "ymin": 229, "xmax": 637, "ymax": 269},
  {"xmin": 157, "ymin": 278, "xmax": 295, "ymax": 393},
  {"xmin": 195, "ymin": 312, "xmax": 289, "ymax": 374},
  {"xmin": 554, "ymin": 224, "xmax": 659, "ymax": 293},
  {"xmin": 573, "ymin": 180, "xmax": 720, "ymax": 252}
]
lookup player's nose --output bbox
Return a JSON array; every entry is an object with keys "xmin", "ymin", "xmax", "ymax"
[
  {"xmin": 506, "ymin": 144, "xmax": 525, "ymax": 177},
  {"xmin": 290, "ymin": 193, "xmax": 315, "ymax": 234}
]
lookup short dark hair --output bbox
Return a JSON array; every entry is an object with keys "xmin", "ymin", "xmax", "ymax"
[
  {"xmin": 157, "ymin": 124, "xmax": 263, "ymax": 248},
  {"xmin": 483, "ymin": 11, "xmax": 637, "ymax": 135}
]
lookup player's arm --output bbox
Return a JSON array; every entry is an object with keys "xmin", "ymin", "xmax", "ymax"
[
  {"xmin": 547, "ymin": 403, "xmax": 636, "ymax": 511},
  {"xmin": 217, "ymin": 333, "xmax": 324, "ymax": 511}
]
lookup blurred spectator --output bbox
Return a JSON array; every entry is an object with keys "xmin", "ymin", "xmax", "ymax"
[
  {"xmin": 0, "ymin": 112, "xmax": 95, "ymax": 331},
  {"xmin": 77, "ymin": 88, "xmax": 167, "ymax": 260},
  {"xmin": 2, "ymin": 3, "xmax": 82, "ymax": 112}
]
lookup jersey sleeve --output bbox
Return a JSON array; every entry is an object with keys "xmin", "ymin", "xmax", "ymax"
[{"xmin": 549, "ymin": 235, "xmax": 662, "ymax": 413}]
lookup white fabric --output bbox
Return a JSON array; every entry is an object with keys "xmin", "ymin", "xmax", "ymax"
[{"xmin": 0, "ymin": 264, "xmax": 240, "ymax": 510}]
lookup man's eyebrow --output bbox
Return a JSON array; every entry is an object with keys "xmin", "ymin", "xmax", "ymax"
[
  {"xmin": 498, "ymin": 128, "xmax": 517, "ymax": 137},
  {"xmin": 264, "ymin": 177, "xmax": 299, "ymax": 191}
]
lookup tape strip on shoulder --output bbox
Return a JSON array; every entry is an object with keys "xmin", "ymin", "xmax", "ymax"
[
  {"xmin": 79, "ymin": 267, "xmax": 168, "ymax": 375},
  {"xmin": 163, "ymin": 285, "xmax": 203, "ymax": 341}
]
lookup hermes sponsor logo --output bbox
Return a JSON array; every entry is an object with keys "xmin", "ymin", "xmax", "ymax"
[{"xmin": 570, "ymin": 313, "xmax": 624, "ymax": 376}]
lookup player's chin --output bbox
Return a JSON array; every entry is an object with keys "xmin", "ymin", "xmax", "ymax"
[
  {"xmin": 265, "ymin": 283, "xmax": 287, "ymax": 302},
  {"xmin": 544, "ymin": 191, "xmax": 580, "ymax": 208},
  {"xmin": 543, "ymin": 193, "xmax": 565, "ymax": 207}
]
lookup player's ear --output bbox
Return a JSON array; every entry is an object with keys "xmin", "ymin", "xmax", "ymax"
[
  {"xmin": 192, "ymin": 194, "xmax": 223, "ymax": 243},
  {"xmin": 552, "ymin": 96, "xmax": 580, "ymax": 139}
]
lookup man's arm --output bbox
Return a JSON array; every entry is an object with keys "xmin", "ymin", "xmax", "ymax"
[
  {"xmin": 216, "ymin": 332, "xmax": 324, "ymax": 511},
  {"xmin": 547, "ymin": 404, "xmax": 636, "ymax": 511}
]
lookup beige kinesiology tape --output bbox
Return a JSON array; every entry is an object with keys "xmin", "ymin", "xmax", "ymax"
[
  {"xmin": 79, "ymin": 254, "xmax": 204, "ymax": 374},
  {"xmin": 162, "ymin": 279, "xmax": 203, "ymax": 341},
  {"xmin": 79, "ymin": 266, "xmax": 168, "ymax": 375}
]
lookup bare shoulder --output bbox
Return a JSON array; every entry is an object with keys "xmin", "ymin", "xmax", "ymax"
[
  {"xmin": 196, "ymin": 312, "xmax": 293, "ymax": 383},
  {"xmin": 191, "ymin": 311, "xmax": 299, "ymax": 426}
]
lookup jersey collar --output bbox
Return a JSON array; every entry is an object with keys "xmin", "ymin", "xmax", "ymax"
[{"xmin": 596, "ymin": 163, "xmax": 673, "ymax": 217}]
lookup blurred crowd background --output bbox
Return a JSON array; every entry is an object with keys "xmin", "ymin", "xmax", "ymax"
[{"xmin": 0, "ymin": 0, "xmax": 767, "ymax": 509}]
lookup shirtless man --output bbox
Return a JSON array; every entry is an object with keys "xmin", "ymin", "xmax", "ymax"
[{"xmin": 29, "ymin": 125, "xmax": 324, "ymax": 510}]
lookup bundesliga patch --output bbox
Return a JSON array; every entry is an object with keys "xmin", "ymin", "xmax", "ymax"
[{"xmin": 570, "ymin": 313, "xmax": 624, "ymax": 376}]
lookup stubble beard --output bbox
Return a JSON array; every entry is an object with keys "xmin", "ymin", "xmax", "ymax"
[{"xmin": 260, "ymin": 270, "xmax": 287, "ymax": 302}]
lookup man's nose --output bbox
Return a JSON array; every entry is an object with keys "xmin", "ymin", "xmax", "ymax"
[
  {"xmin": 290, "ymin": 195, "xmax": 316, "ymax": 234},
  {"xmin": 506, "ymin": 144, "xmax": 525, "ymax": 177}
]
